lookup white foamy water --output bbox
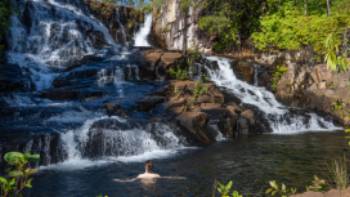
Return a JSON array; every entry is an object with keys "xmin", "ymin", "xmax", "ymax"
[
  {"xmin": 134, "ymin": 14, "xmax": 152, "ymax": 47},
  {"xmin": 50, "ymin": 116, "xmax": 185, "ymax": 170},
  {"xmin": 206, "ymin": 56, "xmax": 342, "ymax": 134}
]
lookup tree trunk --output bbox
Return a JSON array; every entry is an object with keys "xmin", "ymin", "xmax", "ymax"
[
  {"xmin": 304, "ymin": 0, "xmax": 308, "ymax": 15},
  {"xmin": 326, "ymin": 0, "xmax": 331, "ymax": 16}
]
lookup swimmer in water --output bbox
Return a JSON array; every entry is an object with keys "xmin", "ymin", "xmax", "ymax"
[
  {"xmin": 113, "ymin": 160, "xmax": 185, "ymax": 184},
  {"xmin": 136, "ymin": 160, "xmax": 161, "ymax": 179}
]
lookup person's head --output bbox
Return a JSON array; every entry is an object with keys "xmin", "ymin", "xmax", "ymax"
[{"xmin": 145, "ymin": 160, "xmax": 153, "ymax": 173}]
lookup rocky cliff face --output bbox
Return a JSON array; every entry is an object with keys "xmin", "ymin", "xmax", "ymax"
[
  {"xmin": 85, "ymin": 0, "xmax": 144, "ymax": 45},
  {"xmin": 152, "ymin": 0, "xmax": 211, "ymax": 52},
  {"xmin": 253, "ymin": 51, "xmax": 350, "ymax": 126}
]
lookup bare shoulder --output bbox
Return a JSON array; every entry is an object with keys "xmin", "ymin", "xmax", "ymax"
[{"xmin": 137, "ymin": 173, "xmax": 160, "ymax": 179}]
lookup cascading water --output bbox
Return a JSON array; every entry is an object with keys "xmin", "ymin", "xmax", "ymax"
[
  {"xmin": 205, "ymin": 56, "xmax": 341, "ymax": 134},
  {"xmin": 1, "ymin": 0, "xmax": 186, "ymax": 169},
  {"xmin": 7, "ymin": 0, "xmax": 118, "ymax": 90},
  {"xmin": 134, "ymin": 14, "xmax": 152, "ymax": 47}
]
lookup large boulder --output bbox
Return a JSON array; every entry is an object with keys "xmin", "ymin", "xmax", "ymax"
[
  {"xmin": 176, "ymin": 111, "xmax": 214, "ymax": 144},
  {"xmin": 141, "ymin": 49, "xmax": 184, "ymax": 80}
]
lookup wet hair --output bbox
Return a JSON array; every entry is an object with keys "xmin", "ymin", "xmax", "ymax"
[{"xmin": 145, "ymin": 160, "xmax": 153, "ymax": 172}]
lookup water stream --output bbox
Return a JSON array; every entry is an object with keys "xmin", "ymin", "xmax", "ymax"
[{"xmin": 205, "ymin": 56, "xmax": 341, "ymax": 134}]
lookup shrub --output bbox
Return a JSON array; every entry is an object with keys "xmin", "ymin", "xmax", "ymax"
[
  {"xmin": 0, "ymin": 152, "xmax": 40, "ymax": 197},
  {"xmin": 328, "ymin": 156, "xmax": 348, "ymax": 190},
  {"xmin": 215, "ymin": 180, "xmax": 243, "ymax": 197},
  {"xmin": 168, "ymin": 66, "xmax": 189, "ymax": 80},
  {"xmin": 251, "ymin": 2, "xmax": 350, "ymax": 54}
]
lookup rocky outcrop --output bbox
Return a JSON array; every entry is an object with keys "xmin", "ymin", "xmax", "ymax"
[
  {"xmin": 292, "ymin": 187, "xmax": 350, "ymax": 197},
  {"xmin": 152, "ymin": 0, "xmax": 211, "ymax": 51},
  {"xmin": 85, "ymin": 0, "xmax": 144, "ymax": 44},
  {"xmin": 276, "ymin": 62, "xmax": 350, "ymax": 125},
  {"xmin": 142, "ymin": 79, "xmax": 264, "ymax": 144},
  {"xmin": 140, "ymin": 49, "xmax": 184, "ymax": 80}
]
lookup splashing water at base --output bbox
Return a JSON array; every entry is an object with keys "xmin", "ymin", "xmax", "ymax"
[
  {"xmin": 49, "ymin": 116, "xmax": 185, "ymax": 170},
  {"xmin": 205, "ymin": 56, "xmax": 342, "ymax": 134}
]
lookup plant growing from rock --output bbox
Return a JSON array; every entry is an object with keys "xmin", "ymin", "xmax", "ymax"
[
  {"xmin": 306, "ymin": 175, "xmax": 328, "ymax": 192},
  {"xmin": 192, "ymin": 81, "xmax": 208, "ymax": 102},
  {"xmin": 324, "ymin": 33, "xmax": 349, "ymax": 72},
  {"xmin": 265, "ymin": 180, "xmax": 297, "ymax": 197},
  {"xmin": 271, "ymin": 65, "xmax": 288, "ymax": 91},
  {"xmin": 168, "ymin": 66, "xmax": 189, "ymax": 80},
  {"xmin": 0, "ymin": 152, "xmax": 40, "ymax": 197}
]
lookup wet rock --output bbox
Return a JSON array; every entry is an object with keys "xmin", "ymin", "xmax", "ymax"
[
  {"xmin": 0, "ymin": 132, "xmax": 67, "ymax": 167},
  {"xmin": 0, "ymin": 63, "xmax": 33, "ymax": 92},
  {"xmin": 104, "ymin": 102, "xmax": 127, "ymax": 117},
  {"xmin": 233, "ymin": 61, "xmax": 255, "ymax": 83},
  {"xmin": 41, "ymin": 88, "xmax": 104, "ymax": 100},
  {"xmin": 176, "ymin": 112, "xmax": 214, "ymax": 144},
  {"xmin": 137, "ymin": 95, "xmax": 165, "ymax": 112}
]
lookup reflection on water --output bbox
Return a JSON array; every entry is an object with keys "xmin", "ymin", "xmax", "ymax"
[{"xmin": 30, "ymin": 132, "xmax": 349, "ymax": 196}]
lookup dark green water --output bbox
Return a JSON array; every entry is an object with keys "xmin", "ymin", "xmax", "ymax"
[{"xmin": 29, "ymin": 132, "xmax": 348, "ymax": 197}]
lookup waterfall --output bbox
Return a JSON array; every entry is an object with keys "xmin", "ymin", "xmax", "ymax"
[
  {"xmin": 6, "ymin": 0, "xmax": 119, "ymax": 90},
  {"xmin": 134, "ymin": 14, "xmax": 152, "ymax": 47},
  {"xmin": 43, "ymin": 115, "xmax": 185, "ymax": 169},
  {"xmin": 206, "ymin": 56, "xmax": 341, "ymax": 134}
]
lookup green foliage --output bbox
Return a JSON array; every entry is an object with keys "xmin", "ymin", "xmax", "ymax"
[
  {"xmin": 345, "ymin": 127, "xmax": 350, "ymax": 146},
  {"xmin": 216, "ymin": 181, "xmax": 243, "ymax": 197},
  {"xmin": 198, "ymin": 15, "xmax": 238, "ymax": 52},
  {"xmin": 324, "ymin": 33, "xmax": 349, "ymax": 72},
  {"xmin": 168, "ymin": 66, "xmax": 189, "ymax": 80},
  {"xmin": 332, "ymin": 99, "xmax": 345, "ymax": 112},
  {"xmin": 97, "ymin": 194, "xmax": 109, "ymax": 197},
  {"xmin": 328, "ymin": 156, "xmax": 348, "ymax": 190},
  {"xmin": 198, "ymin": 0, "xmax": 263, "ymax": 51},
  {"xmin": 0, "ymin": 152, "xmax": 40, "ymax": 197},
  {"xmin": 192, "ymin": 81, "xmax": 208, "ymax": 101},
  {"xmin": 271, "ymin": 65, "xmax": 288, "ymax": 91},
  {"xmin": 306, "ymin": 176, "xmax": 328, "ymax": 192},
  {"xmin": 265, "ymin": 180, "xmax": 297, "ymax": 197}
]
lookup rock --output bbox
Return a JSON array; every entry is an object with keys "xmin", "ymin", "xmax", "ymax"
[
  {"xmin": 85, "ymin": 0, "xmax": 144, "ymax": 44},
  {"xmin": 104, "ymin": 102, "xmax": 126, "ymax": 116},
  {"xmin": 241, "ymin": 109, "xmax": 255, "ymax": 125},
  {"xmin": 152, "ymin": 0, "xmax": 211, "ymax": 51},
  {"xmin": 160, "ymin": 52, "xmax": 183, "ymax": 66},
  {"xmin": 141, "ymin": 49, "xmax": 184, "ymax": 80},
  {"xmin": 233, "ymin": 61, "xmax": 255, "ymax": 83},
  {"xmin": 276, "ymin": 62, "xmax": 350, "ymax": 125},
  {"xmin": 137, "ymin": 96, "xmax": 165, "ymax": 111},
  {"xmin": 176, "ymin": 112, "xmax": 214, "ymax": 144},
  {"xmin": 291, "ymin": 187, "xmax": 350, "ymax": 197},
  {"xmin": 41, "ymin": 88, "xmax": 104, "ymax": 100},
  {"xmin": 0, "ymin": 63, "xmax": 33, "ymax": 92}
]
